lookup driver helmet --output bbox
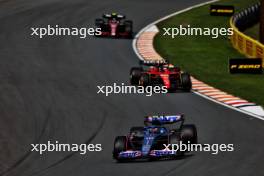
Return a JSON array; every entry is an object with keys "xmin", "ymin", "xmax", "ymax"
[
  {"xmin": 111, "ymin": 12, "xmax": 117, "ymax": 18},
  {"xmin": 168, "ymin": 64, "xmax": 174, "ymax": 68}
]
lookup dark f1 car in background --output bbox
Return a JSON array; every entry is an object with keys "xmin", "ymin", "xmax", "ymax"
[
  {"xmin": 113, "ymin": 115, "xmax": 197, "ymax": 162},
  {"xmin": 130, "ymin": 60, "xmax": 192, "ymax": 92},
  {"xmin": 95, "ymin": 12, "xmax": 133, "ymax": 38}
]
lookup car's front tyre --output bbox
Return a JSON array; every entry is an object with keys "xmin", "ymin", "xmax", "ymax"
[
  {"xmin": 181, "ymin": 124, "xmax": 198, "ymax": 145},
  {"xmin": 113, "ymin": 136, "xmax": 127, "ymax": 161},
  {"xmin": 130, "ymin": 67, "xmax": 142, "ymax": 85}
]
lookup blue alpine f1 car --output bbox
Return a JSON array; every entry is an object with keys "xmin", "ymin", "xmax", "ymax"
[{"xmin": 113, "ymin": 115, "xmax": 197, "ymax": 162}]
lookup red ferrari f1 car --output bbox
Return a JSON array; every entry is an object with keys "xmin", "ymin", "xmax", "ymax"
[
  {"xmin": 95, "ymin": 13, "xmax": 133, "ymax": 38},
  {"xmin": 130, "ymin": 61, "xmax": 192, "ymax": 92}
]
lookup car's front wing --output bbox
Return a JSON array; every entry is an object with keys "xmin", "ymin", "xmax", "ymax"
[{"xmin": 117, "ymin": 150, "xmax": 177, "ymax": 159}]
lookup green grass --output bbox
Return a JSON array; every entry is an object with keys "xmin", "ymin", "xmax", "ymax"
[{"xmin": 154, "ymin": 0, "xmax": 264, "ymax": 106}]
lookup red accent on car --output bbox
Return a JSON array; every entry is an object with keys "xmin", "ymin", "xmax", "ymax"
[{"xmin": 109, "ymin": 20, "xmax": 118, "ymax": 36}]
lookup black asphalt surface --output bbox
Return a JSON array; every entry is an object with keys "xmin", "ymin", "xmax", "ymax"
[{"xmin": 0, "ymin": 0, "xmax": 264, "ymax": 176}]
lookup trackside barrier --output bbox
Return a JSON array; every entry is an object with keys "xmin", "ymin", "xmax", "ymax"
[{"xmin": 230, "ymin": 2, "xmax": 264, "ymax": 67}]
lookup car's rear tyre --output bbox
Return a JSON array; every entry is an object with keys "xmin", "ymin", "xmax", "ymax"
[
  {"xmin": 113, "ymin": 136, "xmax": 127, "ymax": 161},
  {"xmin": 130, "ymin": 126, "xmax": 144, "ymax": 133},
  {"xmin": 124, "ymin": 20, "xmax": 133, "ymax": 38},
  {"xmin": 95, "ymin": 18, "xmax": 104, "ymax": 27},
  {"xmin": 130, "ymin": 67, "xmax": 142, "ymax": 85},
  {"xmin": 130, "ymin": 127, "xmax": 144, "ymax": 137},
  {"xmin": 181, "ymin": 72, "xmax": 192, "ymax": 92},
  {"xmin": 139, "ymin": 74, "xmax": 150, "ymax": 87},
  {"xmin": 169, "ymin": 134, "xmax": 184, "ymax": 157},
  {"xmin": 181, "ymin": 124, "xmax": 198, "ymax": 145}
]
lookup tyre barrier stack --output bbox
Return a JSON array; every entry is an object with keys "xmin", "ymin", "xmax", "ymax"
[{"xmin": 230, "ymin": 2, "xmax": 264, "ymax": 66}]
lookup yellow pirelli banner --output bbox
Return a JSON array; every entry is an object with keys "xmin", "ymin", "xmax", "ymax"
[{"xmin": 230, "ymin": 18, "xmax": 264, "ymax": 67}]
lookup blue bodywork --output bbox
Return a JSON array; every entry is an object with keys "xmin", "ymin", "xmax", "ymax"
[
  {"xmin": 141, "ymin": 126, "xmax": 166, "ymax": 156},
  {"xmin": 118, "ymin": 115, "xmax": 182, "ymax": 159}
]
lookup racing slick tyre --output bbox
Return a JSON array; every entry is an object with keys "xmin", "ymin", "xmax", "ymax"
[
  {"xmin": 139, "ymin": 74, "xmax": 150, "ymax": 87},
  {"xmin": 95, "ymin": 18, "xmax": 104, "ymax": 27},
  {"xmin": 124, "ymin": 20, "xmax": 133, "ymax": 38},
  {"xmin": 181, "ymin": 72, "xmax": 192, "ymax": 92},
  {"xmin": 169, "ymin": 134, "xmax": 184, "ymax": 157},
  {"xmin": 168, "ymin": 83, "xmax": 177, "ymax": 93},
  {"xmin": 181, "ymin": 124, "xmax": 198, "ymax": 145},
  {"xmin": 113, "ymin": 136, "xmax": 127, "ymax": 161},
  {"xmin": 130, "ymin": 127, "xmax": 144, "ymax": 136},
  {"xmin": 129, "ymin": 127, "xmax": 144, "ymax": 151},
  {"xmin": 130, "ymin": 67, "xmax": 142, "ymax": 85}
]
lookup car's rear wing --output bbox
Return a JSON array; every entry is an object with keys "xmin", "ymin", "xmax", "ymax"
[
  {"xmin": 103, "ymin": 13, "xmax": 126, "ymax": 19},
  {"xmin": 139, "ymin": 60, "xmax": 168, "ymax": 66},
  {"xmin": 144, "ymin": 115, "xmax": 184, "ymax": 125}
]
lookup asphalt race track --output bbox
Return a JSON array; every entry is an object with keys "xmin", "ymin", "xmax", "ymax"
[{"xmin": 0, "ymin": 0, "xmax": 264, "ymax": 176}]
